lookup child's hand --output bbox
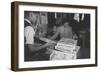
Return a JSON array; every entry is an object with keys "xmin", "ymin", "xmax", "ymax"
[
  {"xmin": 73, "ymin": 34, "xmax": 78, "ymax": 39},
  {"xmin": 46, "ymin": 41, "xmax": 55, "ymax": 46},
  {"xmin": 46, "ymin": 48, "xmax": 53, "ymax": 54}
]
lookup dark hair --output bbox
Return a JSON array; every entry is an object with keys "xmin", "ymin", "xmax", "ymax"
[
  {"xmin": 63, "ymin": 19, "xmax": 74, "ymax": 27},
  {"xmin": 55, "ymin": 18, "xmax": 63, "ymax": 27}
]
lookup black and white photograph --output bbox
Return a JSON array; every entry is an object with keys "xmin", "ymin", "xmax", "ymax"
[
  {"xmin": 11, "ymin": 1, "xmax": 97, "ymax": 71},
  {"xmin": 24, "ymin": 11, "xmax": 90, "ymax": 61}
]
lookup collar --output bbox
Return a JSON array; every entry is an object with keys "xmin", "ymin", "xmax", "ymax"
[{"xmin": 24, "ymin": 18, "xmax": 32, "ymax": 25}]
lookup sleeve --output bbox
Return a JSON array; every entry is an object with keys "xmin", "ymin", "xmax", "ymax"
[{"xmin": 24, "ymin": 26, "xmax": 35, "ymax": 44}]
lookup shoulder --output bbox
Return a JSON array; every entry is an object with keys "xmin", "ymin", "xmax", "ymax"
[
  {"xmin": 25, "ymin": 26, "xmax": 33, "ymax": 30},
  {"xmin": 57, "ymin": 26, "xmax": 64, "ymax": 30},
  {"xmin": 24, "ymin": 26, "xmax": 35, "ymax": 34}
]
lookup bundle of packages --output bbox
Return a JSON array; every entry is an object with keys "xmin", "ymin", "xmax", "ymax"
[
  {"xmin": 55, "ymin": 38, "xmax": 77, "ymax": 53},
  {"xmin": 50, "ymin": 38, "xmax": 80, "ymax": 60}
]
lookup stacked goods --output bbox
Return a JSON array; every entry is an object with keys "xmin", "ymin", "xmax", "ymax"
[
  {"xmin": 55, "ymin": 38, "xmax": 77, "ymax": 53},
  {"xmin": 50, "ymin": 38, "xmax": 80, "ymax": 60}
]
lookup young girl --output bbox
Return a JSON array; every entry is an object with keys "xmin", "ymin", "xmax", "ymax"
[
  {"xmin": 50, "ymin": 20, "xmax": 73, "ymax": 40},
  {"xmin": 47, "ymin": 20, "xmax": 76, "ymax": 60}
]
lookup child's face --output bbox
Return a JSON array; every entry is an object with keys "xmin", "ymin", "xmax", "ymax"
[{"xmin": 64, "ymin": 22, "xmax": 69, "ymax": 27}]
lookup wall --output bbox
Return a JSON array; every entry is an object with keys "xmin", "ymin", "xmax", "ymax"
[{"xmin": 0, "ymin": 0, "xmax": 99, "ymax": 73}]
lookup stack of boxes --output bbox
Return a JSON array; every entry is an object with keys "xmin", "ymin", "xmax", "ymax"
[{"xmin": 50, "ymin": 38, "xmax": 80, "ymax": 60}]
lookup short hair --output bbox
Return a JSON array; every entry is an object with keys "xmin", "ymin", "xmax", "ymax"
[
  {"xmin": 55, "ymin": 18, "xmax": 62, "ymax": 27},
  {"xmin": 62, "ymin": 19, "xmax": 70, "ymax": 24},
  {"xmin": 62, "ymin": 19, "xmax": 73, "ymax": 27},
  {"xmin": 55, "ymin": 18, "xmax": 70, "ymax": 27}
]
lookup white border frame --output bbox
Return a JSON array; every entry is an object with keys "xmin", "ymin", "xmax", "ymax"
[{"xmin": 18, "ymin": 5, "xmax": 96, "ymax": 68}]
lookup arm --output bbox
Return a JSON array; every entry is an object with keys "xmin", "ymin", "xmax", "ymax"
[
  {"xmin": 49, "ymin": 31, "xmax": 59, "ymax": 40},
  {"xmin": 28, "ymin": 41, "xmax": 54, "ymax": 52},
  {"xmin": 24, "ymin": 26, "xmax": 42, "ymax": 52},
  {"xmin": 25, "ymin": 26, "xmax": 56, "ymax": 52}
]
